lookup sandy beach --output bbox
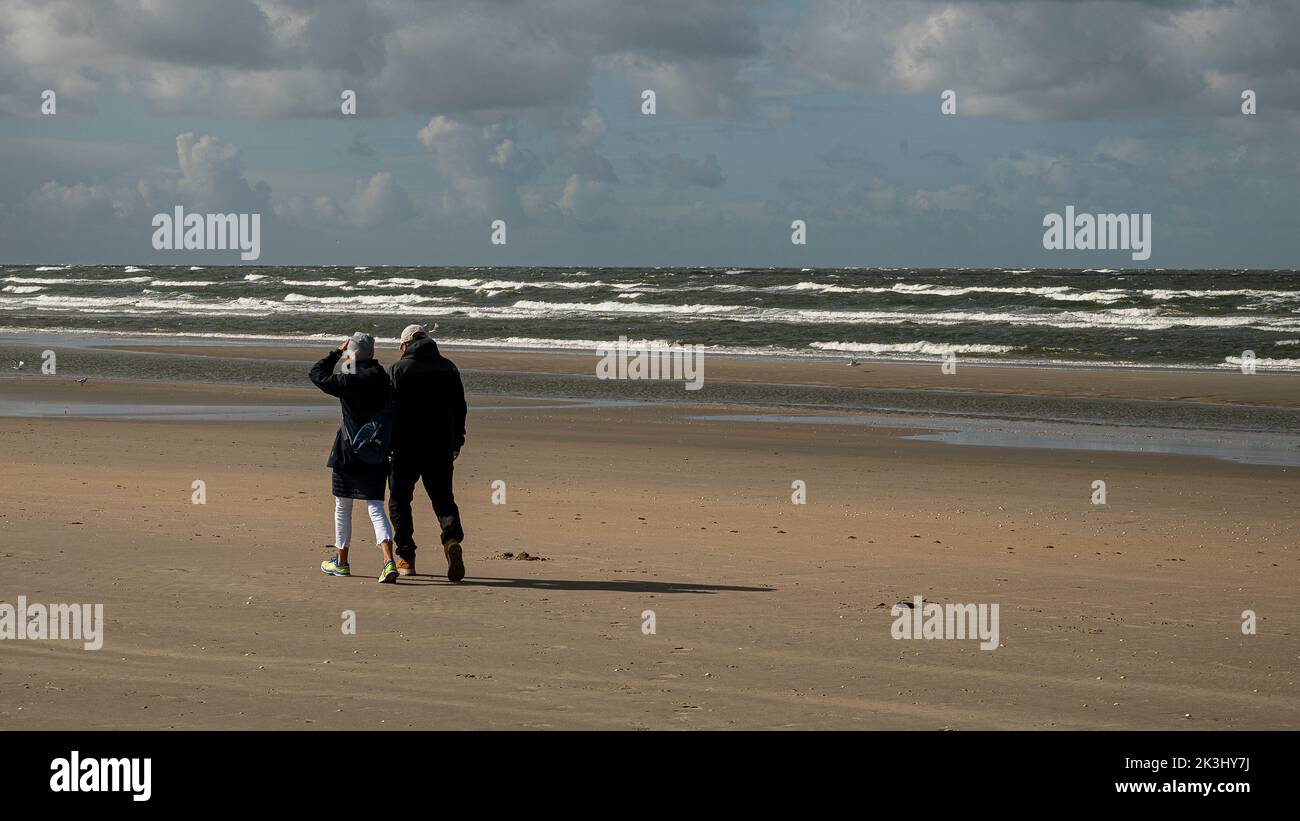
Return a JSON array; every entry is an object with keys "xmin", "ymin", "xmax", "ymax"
[{"xmin": 0, "ymin": 344, "xmax": 1296, "ymax": 729}]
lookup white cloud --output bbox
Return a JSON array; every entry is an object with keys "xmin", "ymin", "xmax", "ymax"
[
  {"xmin": 346, "ymin": 171, "xmax": 415, "ymax": 229},
  {"xmin": 416, "ymin": 116, "xmax": 542, "ymax": 222},
  {"xmin": 173, "ymin": 133, "xmax": 272, "ymax": 214},
  {"xmin": 557, "ymin": 174, "xmax": 614, "ymax": 225},
  {"xmin": 27, "ymin": 181, "xmax": 135, "ymax": 222}
]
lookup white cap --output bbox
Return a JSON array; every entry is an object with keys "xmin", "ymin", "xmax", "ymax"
[{"xmin": 400, "ymin": 324, "xmax": 426, "ymax": 344}]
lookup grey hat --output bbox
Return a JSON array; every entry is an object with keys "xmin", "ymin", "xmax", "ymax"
[{"xmin": 347, "ymin": 332, "xmax": 375, "ymax": 361}]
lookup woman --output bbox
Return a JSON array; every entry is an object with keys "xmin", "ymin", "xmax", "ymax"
[{"xmin": 310, "ymin": 332, "xmax": 399, "ymax": 583}]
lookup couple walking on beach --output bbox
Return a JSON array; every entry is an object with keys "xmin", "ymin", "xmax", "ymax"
[{"xmin": 309, "ymin": 324, "xmax": 467, "ymax": 584}]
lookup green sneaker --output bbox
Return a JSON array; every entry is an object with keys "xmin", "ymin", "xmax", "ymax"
[
  {"xmin": 378, "ymin": 560, "xmax": 399, "ymax": 584},
  {"xmin": 321, "ymin": 555, "xmax": 350, "ymax": 577}
]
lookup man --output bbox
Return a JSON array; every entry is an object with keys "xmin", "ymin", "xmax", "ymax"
[{"xmin": 388, "ymin": 324, "xmax": 467, "ymax": 581}]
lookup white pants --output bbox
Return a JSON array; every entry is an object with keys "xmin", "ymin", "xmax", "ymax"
[{"xmin": 335, "ymin": 497, "xmax": 394, "ymax": 550}]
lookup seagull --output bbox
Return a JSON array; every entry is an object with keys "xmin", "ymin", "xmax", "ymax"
[
  {"xmin": 11, "ymin": 360, "xmax": 23, "ymax": 371},
  {"xmin": 76, "ymin": 377, "xmax": 88, "ymax": 384},
  {"xmin": 846, "ymin": 358, "xmax": 860, "ymax": 367}
]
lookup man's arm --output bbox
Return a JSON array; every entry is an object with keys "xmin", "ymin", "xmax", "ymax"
[
  {"xmin": 451, "ymin": 366, "xmax": 467, "ymax": 453},
  {"xmin": 389, "ymin": 360, "xmax": 403, "ymax": 400}
]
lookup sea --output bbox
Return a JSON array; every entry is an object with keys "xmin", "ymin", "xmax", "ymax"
[{"xmin": 2, "ymin": 265, "xmax": 1299, "ymax": 370}]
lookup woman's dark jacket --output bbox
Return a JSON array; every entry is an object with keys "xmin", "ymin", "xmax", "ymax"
[{"xmin": 310, "ymin": 349, "xmax": 391, "ymax": 499}]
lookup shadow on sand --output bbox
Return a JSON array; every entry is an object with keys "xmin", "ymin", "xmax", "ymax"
[{"xmin": 392, "ymin": 575, "xmax": 773, "ymax": 594}]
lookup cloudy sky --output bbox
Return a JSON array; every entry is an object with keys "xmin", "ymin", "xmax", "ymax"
[{"xmin": 0, "ymin": 0, "xmax": 1296, "ymax": 267}]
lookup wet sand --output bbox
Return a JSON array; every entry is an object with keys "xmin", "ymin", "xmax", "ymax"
[{"xmin": 102, "ymin": 342, "xmax": 1300, "ymax": 407}]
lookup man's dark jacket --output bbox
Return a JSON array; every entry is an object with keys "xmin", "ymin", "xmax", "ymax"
[{"xmin": 390, "ymin": 336, "xmax": 466, "ymax": 453}]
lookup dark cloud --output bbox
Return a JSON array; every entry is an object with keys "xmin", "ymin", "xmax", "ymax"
[
  {"xmin": 84, "ymin": 0, "xmax": 277, "ymax": 69},
  {"xmin": 0, "ymin": 0, "xmax": 762, "ymax": 117},
  {"xmin": 635, "ymin": 152, "xmax": 726, "ymax": 188},
  {"xmin": 572, "ymin": 149, "xmax": 619, "ymax": 184},
  {"xmin": 663, "ymin": 153, "xmax": 726, "ymax": 188},
  {"xmin": 791, "ymin": 0, "xmax": 1300, "ymax": 120}
]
